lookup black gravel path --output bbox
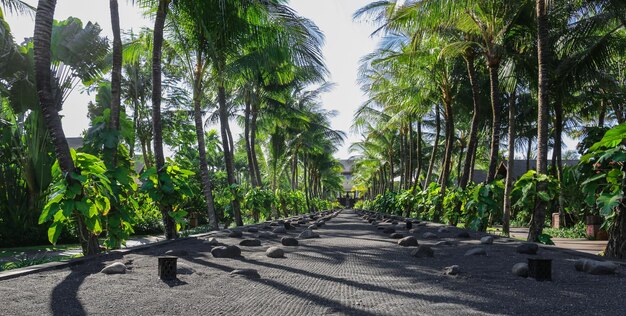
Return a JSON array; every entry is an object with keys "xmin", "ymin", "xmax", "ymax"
[{"xmin": 0, "ymin": 210, "xmax": 623, "ymax": 315}]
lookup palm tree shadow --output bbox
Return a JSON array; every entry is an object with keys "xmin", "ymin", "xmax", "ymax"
[{"xmin": 50, "ymin": 261, "xmax": 105, "ymax": 316}]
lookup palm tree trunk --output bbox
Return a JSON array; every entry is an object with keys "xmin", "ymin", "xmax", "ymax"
[
  {"xmin": 35, "ymin": 0, "xmax": 99, "ymax": 255},
  {"xmin": 218, "ymin": 85, "xmax": 243, "ymax": 226},
  {"xmin": 529, "ymin": 0, "xmax": 550, "ymax": 242},
  {"xmin": 598, "ymin": 99, "xmax": 606, "ymax": 127},
  {"xmin": 526, "ymin": 136, "xmax": 532, "ymax": 171},
  {"xmin": 407, "ymin": 123, "xmax": 413, "ymax": 189},
  {"xmin": 554, "ymin": 98, "xmax": 565, "ymax": 226},
  {"xmin": 605, "ymin": 174, "xmax": 626, "ymax": 259},
  {"xmin": 193, "ymin": 57, "xmax": 218, "ymax": 231},
  {"xmin": 425, "ymin": 105, "xmax": 441, "ymax": 187},
  {"xmin": 437, "ymin": 99, "xmax": 454, "ymax": 221},
  {"xmin": 486, "ymin": 60, "xmax": 502, "ymax": 183},
  {"xmin": 108, "ymin": 0, "xmax": 122, "ymax": 165},
  {"xmin": 250, "ymin": 100, "xmax": 262, "ymax": 186},
  {"xmin": 460, "ymin": 54, "xmax": 481, "ymax": 188},
  {"xmin": 412, "ymin": 121, "xmax": 423, "ymax": 190},
  {"xmin": 503, "ymin": 90, "xmax": 517, "ymax": 236},
  {"xmin": 151, "ymin": 0, "xmax": 176, "ymax": 239},
  {"xmin": 243, "ymin": 99, "xmax": 257, "ymax": 187}
]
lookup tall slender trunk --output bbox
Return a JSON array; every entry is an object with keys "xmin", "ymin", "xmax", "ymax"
[
  {"xmin": 35, "ymin": 0, "xmax": 99, "ymax": 254},
  {"xmin": 437, "ymin": 99, "xmax": 454, "ymax": 221},
  {"xmin": 526, "ymin": 136, "xmax": 532, "ymax": 171},
  {"xmin": 399, "ymin": 130, "xmax": 405, "ymax": 190},
  {"xmin": 192, "ymin": 56, "xmax": 218, "ymax": 230},
  {"xmin": 503, "ymin": 90, "xmax": 517, "ymax": 236},
  {"xmin": 218, "ymin": 85, "xmax": 243, "ymax": 226},
  {"xmin": 554, "ymin": 98, "xmax": 565, "ymax": 226},
  {"xmin": 151, "ymin": 0, "xmax": 176, "ymax": 239},
  {"xmin": 108, "ymin": 0, "xmax": 122, "ymax": 166},
  {"xmin": 243, "ymin": 98, "xmax": 257, "ymax": 187},
  {"xmin": 460, "ymin": 54, "xmax": 481, "ymax": 188},
  {"xmin": 425, "ymin": 105, "xmax": 441, "ymax": 187},
  {"xmin": 456, "ymin": 140, "xmax": 465, "ymax": 181},
  {"xmin": 529, "ymin": 0, "xmax": 550, "ymax": 242},
  {"xmin": 486, "ymin": 59, "xmax": 502, "ymax": 183},
  {"xmin": 250, "ymin": 100, "xmax": 262, "ymax": 186},
  {"xmin": 598, "ymin": 99, "xmax": 606, "ymax": 127},
  {"xmin": 407, "ymin": 123, "xmax": 413, "ymax": 189},
  {"xmin": 413, "ymin": 121, "xmax": 423, "ymax": 190}
]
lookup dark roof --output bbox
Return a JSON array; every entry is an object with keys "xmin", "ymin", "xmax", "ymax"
[{"xmin": 471, "ymin": 159, "xmax": 579, "ymax": 183}]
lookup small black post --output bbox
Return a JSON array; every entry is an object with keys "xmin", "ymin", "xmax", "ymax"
[
  {"xmin": 158, "ymin": 256, "xmax": 178, "ymax": 280},
  {"xmin": 528, "ymin": 258, "xmax": 552, "ymax": 281}
]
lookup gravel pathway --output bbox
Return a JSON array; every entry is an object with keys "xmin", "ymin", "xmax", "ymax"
[{"xmin": 0, "ymin": 210, "xmax": 623, "ymax": 315}]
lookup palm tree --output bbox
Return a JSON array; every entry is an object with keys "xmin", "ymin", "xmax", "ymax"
[
  {"xmin": 34, "ymin": 0, "xmax": 101, "ymax": 254},
  {"xmin": 108, "ymin": 0, "xmax": 122, "ymax": 166}
]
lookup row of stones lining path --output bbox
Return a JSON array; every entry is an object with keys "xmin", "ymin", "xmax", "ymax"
[{"xmin": 0, "ymin": 209, "xmax": 624, "ymax": 315}]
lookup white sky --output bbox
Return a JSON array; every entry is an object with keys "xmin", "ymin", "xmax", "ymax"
[
  {"xmin": 4, "ymin": 0, "xmax": 576, "ymax": 159},
  {"xmin": 5, "ymin": 0, "xmax": 377, "ymax": 159}
]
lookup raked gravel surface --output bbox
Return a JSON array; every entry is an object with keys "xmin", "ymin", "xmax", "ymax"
[{"xmin": 0, "ymin": 210, "xmax": 624, "ymax": 316}]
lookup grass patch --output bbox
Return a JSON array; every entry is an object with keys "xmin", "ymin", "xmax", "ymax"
[
  {"xmin": 543, "ymin": 222, "xmax": 588, "ymax": 239},
  {"xmin": 0, "ymin": 253, "xmax": 83, "ymax": 272},
  {"xmin": 0, "ymin": 244, "xmax": 80, "ymax": 259}
]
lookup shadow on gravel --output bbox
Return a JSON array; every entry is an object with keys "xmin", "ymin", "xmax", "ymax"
[
  {"xmin": 50, "ymin": 259, "xmax": 108, "ymax": 316},
  {"xmin": 182, "ymin": 256, "xmax": 378, "ymax": 316}
]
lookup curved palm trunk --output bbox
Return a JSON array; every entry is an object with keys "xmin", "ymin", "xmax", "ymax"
[
  {"xmin": 503, "ymin": 90, "xmax": 517, "ymax": 236},
  {"xmin": 605, "ymin": 174, "xmax": 626, "ymax": 259},
  {"xmin": 35, "ymin": 0, "xmax": 99, "ymax": 255},
  {"xmin": 529, "ymin": 0, "xmax": 550, "ymax": 242},
  {"xmin": 425, "ymin": 105, "xmax": 441, "ymax": 187},
  {"xmin": 151, "ymin": 0, "xmax": 176, "ymax": 239},
  {"xmin": 460, "ymin": 55, "xmax": 481, "ymax": 188},
  {"xmin": 193, "ymin": 58, "xmax": 219, "ymax": 231},
  {"xmin": 218, "ymin": 85, "xmax": 243, "ymax": 226},
  {"xmin": 486, "ymin": 61, "xmax": 502, "ymax": 183}
]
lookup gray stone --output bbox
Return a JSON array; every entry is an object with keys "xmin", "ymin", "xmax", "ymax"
[
  {"xmin": 164, "ymin": 249, "xmax": 188, "ymax": 257},
  {"xmin": 211, "ymin": 245, "xmax": 241, "ymax": 258},
  {"xmin": 422, "ymin": 232, "xmax": 438, "ymax": 239},
  {"xmin": 480, "ymin": 236, "xmax": 494, "ymax": 245},
  {"xmin": 272, "ymin": 226, "xmax": 287, "ymax": 234},
  {"xmin": 464, "ymin": 247, "xmax": 487, "ymax": 256},
  {"xmin": 247, "ymin": 227, "xmax": 259, "ymax": 233},
  {"xmin": 443, "ymin": 265, "xmax": 460, "ymax": 276},
  {"xmin": 239, "ymin": 239, "xmax": 262, "ymax": 247},
  {"xmin": 266, "ymin": 247, "xmax": 285, "ymax": 258},
  {"xmin": 382, "ymin": 227, "xmax": 396, "ymax": 234},
  {"xmin": 228, "ymin": 230, "xmax": 243, "ymax": 238},
  {"xmin": 434, "ymin": 241, "xmax": 454, "ymax": 246},
  {"xmin": 516, "ymin": 243, "xmax": 539, "ymax": 255},
  {"xmin": 437, "ymin": 227, "xmax": 450, "ymax": 233},
  {"xmin": 390, "ymin": 232, "xmax": 404, "ymax": 239},
  {"xmin": 205, "ymin": 237, "xmax": 220, "ymax": 246},
  {"xmin": 229, "ymin": 269, "xmax": 260, "ymax": 279},
  {"xmin": 398, "ymin": 236, "xmax": 419, "ymax": 247},
  {"xmin": 575, "ymin": 259, "xmax": 618, "ymax": 275},
  {"xmin": 101, "ymin": 262, "xmax": 126, "ymax": 275},
  {"xmin": 281, "ymin": 237, "xmax": 299, "ymax": 246},
  {"xmin": 308, "ymin": 224, "xmax": 318, "ymax": 230},
  {"xmin": 411, "ymin": 245, "xmax": 434, "ymax": 258},
  {"xmin": 408, "ymin": 228, "xmax": 420, "ymax": 234},
  {"xmin": 512, "ymin": 262, "xmax": 529, "ymax": 278},
  {"xmin": 299, "ymin": 229, "xmax": 320, "ymax": 239},
  {"xmin": 417, "ymin": 222, "xmax": 427, "ymax": 226},
  {"xmin": 456, "ymin": 231, "xmax": 471, "ymax": 238}
]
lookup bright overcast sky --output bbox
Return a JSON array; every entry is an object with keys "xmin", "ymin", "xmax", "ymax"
[{"xmin": 5, "ymin": 0, "xmax": 378, "ymax": 159}]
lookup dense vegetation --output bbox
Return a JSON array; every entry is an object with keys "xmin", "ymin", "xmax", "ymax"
[
  {"xmin": 0, "ymin": 0, "xmax": 342, "ymax": 254},
  {"xmin": 350, "ymin": 0, "xmax": 626, "ymax": 258}
]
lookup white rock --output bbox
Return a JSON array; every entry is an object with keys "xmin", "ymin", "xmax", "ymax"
[
  {"xmin": 480, "ymin": 236, "xmax": 494, "ymax": 245},
  {"xmin": 101, "ymin": 262, "xmax": 126, "ymax": 274},
  {"xmin": 464, "ymin": 247, "xmax": 487, "ymax": 256}
]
